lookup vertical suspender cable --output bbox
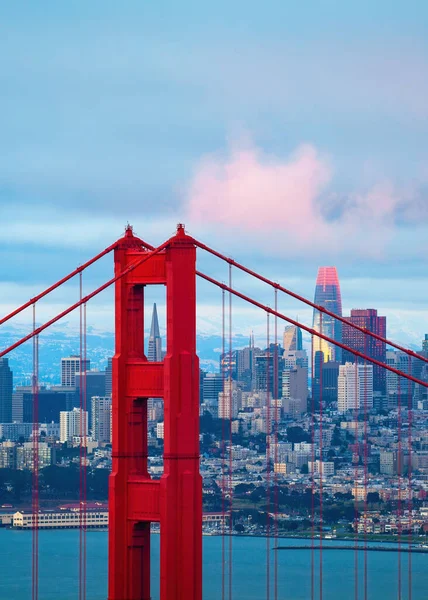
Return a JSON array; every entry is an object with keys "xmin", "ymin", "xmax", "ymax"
[
  {"xmin": 408, "ymin": 355, "xmax": 412, "ymax": 600},
  {"xmin": 354, "ymin": 357, "xmax": 359, "ymax": 600},
  {"xmin": 398, "ymin": 374, "xmax": 402, "ymax": 600},
  {"xmin": 32, "ymin": 303, "xmax": 39, "ymax": 600},
  {"xmin": 273, "ymin": 289, "xmax": 279, "ymax": 600},
  {"xmin": 266, "ymin": 312, "xmax": 271, "ymax": 600},
  {"xmin": 83, "ymin": 301, "xmax": 87, "ymax": 600},
  {"xmin": 228, "ymin": 263, "xmax": 233, "ymax": 600},
  {"xmin": 318, "ymin": 314, "xmax": 323, "ymax": 600},
  {"xmin": 310, "ymin": 333, "xmax": 315, "ymax": 600},
  {"xmin": 363, "ymin": 332, "xmax": 368, "ymax": 600},
  {"xmin": 79, "ymin": 271, "xmax": 84, "ymax": 600},
  {"xmin": 221, "ymin": 288, "xmax": 226, "ymax": 600}
]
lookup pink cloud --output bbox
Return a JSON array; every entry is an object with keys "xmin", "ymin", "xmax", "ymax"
[
  {"xmin": 187, "ymin": 140, "xmax": 332, "ymax": 240},
  {"xmin": 185, "ymin": 138, "xmax": 413, "ymax": 258}
]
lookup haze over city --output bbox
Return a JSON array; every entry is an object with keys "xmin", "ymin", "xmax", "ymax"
[
  {"xmin": 1, "ymin": 3, "xmax": 428, "ymax": 600},
  {"xmin": 1, "ymin": 1, "xmax": 428, "ymax": 346}
]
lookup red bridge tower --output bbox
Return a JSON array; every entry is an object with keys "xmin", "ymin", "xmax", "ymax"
[{"xmin": 108, "ymin": 224, "xmax": 202, "ymax": 600}]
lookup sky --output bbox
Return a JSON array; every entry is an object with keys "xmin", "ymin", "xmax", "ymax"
[{"xmin": 1, "ymin": 1, "xmax": 428, "ymax": 347}]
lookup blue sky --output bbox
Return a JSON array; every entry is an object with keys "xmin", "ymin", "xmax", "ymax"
[{"xmin": 1, "ymin": 1, "xmax": 428, "ymax": 345}]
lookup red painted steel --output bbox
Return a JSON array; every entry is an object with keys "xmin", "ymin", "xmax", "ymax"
[
  {"xmin": 108, "ymin": 224, "xmax": 202, "ymax": 600},
  {"xmin": 0, "ymin": 241, "xmax": 119, "ymax": 326},
  {"xmin": 196, "ymin": 271, "xmax": 428, "ymax": 390},
  {"xmin": 191, "ymin": 237, "xmax": 428, "ymax": 365}
]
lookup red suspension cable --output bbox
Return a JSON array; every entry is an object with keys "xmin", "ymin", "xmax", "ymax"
[
  {"xmin": 311, "ymin": 335, "xmax": 315, "ymax": 600},
  {"xmin": 228, "ymin": 263, "xmax": 233, "ymax": 600},
  {"xmin": 79, "ymin": 274, "xmax": 84, "ymax": 600},
  {"xmin": 318, "ymin": 314, "xmax": 323, "ymax": 600},
  {"xmin": 221, "ymin": 288, "xmax": 226, "ymax": 600},
  {"xmin": 353, "ymin": 358, "xmax": 359, "ymax": 600},
  {"xmin": 397, "ymin": 373, "xmax": 402, "ymax": 600},
  {"xmin": 273, "ymin": 289, "xmax": 279, "ymax": 600},
  {"xmin": 407, "ymin": 355, "xmax": 413, "ymax": 600},
  {"xmin": 0, "ymin": 242, "xmax": 118, "ymax": 326},
  {"xmin": 83, "ymin": 302, "xmax": 87, "ymax": 600},
  {"xmin": 31, "ymin": 304, "xmax": 39, "ymax": 600},
  {"xmin": 0, "ymin": 240, "xmax": 171, "ymax": 359},
  {"xmin": 195, "ymin": 272, "xmax": 428, "ymax": 391},
  {"xmin": 191, "ymin": 237, "xmax": 428, "ymax": 366},
  {"xmin": 266, "ymin": 312, "xmax": 271, "ymax": 600},
  {"xmin": 363, "ymin": 333, "xmax": 368, "ymax": 600}
]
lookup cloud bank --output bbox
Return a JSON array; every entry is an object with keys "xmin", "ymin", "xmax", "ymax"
[{"xmin": 186, "ymin": 138, "xmax": 426, "ymax": 258}]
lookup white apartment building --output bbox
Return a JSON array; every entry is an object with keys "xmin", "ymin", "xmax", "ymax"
[
  {"xmin": 60, "ymin": 408, "xmax": 88, "ymax": 443},
  {"xmin": 338, "ymin": 362, "xmax": 373, "ymax": 413},
  {"xmin": 91, "ymin": 396, "xmax": 111, "ymax": 443}
]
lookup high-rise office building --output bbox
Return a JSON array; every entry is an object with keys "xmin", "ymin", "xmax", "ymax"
[
  {"xmin": 21, "ymin": 387, "xmax": 68, "ymax": 423},
  {"xmin": 282, "ymin": 366, "xmax": 308, "ymax": 415},
  {"xmin": 148, "ymin": 303, "xmax": 162, "ymax": 362},
  {"xmin": 283, "ymin": 325, "xmax": 303, "ymax": 352},
  {"xmin": 321, "ymin": 361, "xmax": 340, "ymax": 404},
  {"xmin": 61, "ymin": 356, "xmax": 90, "ymax": 387},
  {"xmin": 342, "ymin": 309, "xmax": 386, "ymax": 393},
  {"xmin": 312, "ymin": 267, "xmax": 342, "ymax": 363},
  {"xmin": 202, "ymin": 373, "xmax": 223, "ymax": 408},
  {"xmin": 338, "ymin": 362, "xmax": 373, "ymax": 413},
  {"xmin": 0, "ymin": 358, "xmax": 13, "ymax": 423},
  {"xmin": 91, "ymin": 396, "xmax": 112, "ymax": 443},
  {"xmin": 254, "ymin": 354, "xmax": 284, "ymax": 399}
]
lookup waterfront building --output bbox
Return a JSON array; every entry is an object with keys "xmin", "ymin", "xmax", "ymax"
[{"xmin": 13, "ymin": 509, "xmax": 108, "ymax": 529}]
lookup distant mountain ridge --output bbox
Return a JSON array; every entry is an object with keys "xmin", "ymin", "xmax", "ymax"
[{"xmin": 0, "ymin": 321, "xmax": 422, "ymax": 386}]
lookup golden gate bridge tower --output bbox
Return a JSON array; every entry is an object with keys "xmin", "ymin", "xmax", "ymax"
[{"xmin": 108, "ymin": 224, "xmax": 202, "ymax": 600}]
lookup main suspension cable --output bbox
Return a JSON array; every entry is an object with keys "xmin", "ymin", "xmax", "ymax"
[
  {"xmin": 0, "ymin": 241, "xmax": 118, "ymax": 327},
  {"xmin": 191, "ymin": 238, "xmax": 428, "ymax": 366},
  {"xmin": 0, "ymin": 240, "xmax": 172, "ymax": 359},
  {"xmin": 195, "ymin": 272, "xmax": 428, "ymax": 391}
]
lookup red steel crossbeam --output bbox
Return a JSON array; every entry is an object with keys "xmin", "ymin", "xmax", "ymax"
[
  {"xmin": 196, "ymin": 270, "xmax": 428, "ymax": 390},
  {"xmin": 191, "ymin": 237, "xmax": 428, "ymax": 366}
]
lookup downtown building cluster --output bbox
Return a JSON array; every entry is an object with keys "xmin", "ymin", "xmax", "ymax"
[{"xmin": 1, "ymin": 282, "xmax": 428, "ymax": 537}]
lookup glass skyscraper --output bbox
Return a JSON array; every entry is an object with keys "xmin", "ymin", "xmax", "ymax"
[{"xmin": 312, "ymin": 266, "xmax": 342, "ymax": 363}]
